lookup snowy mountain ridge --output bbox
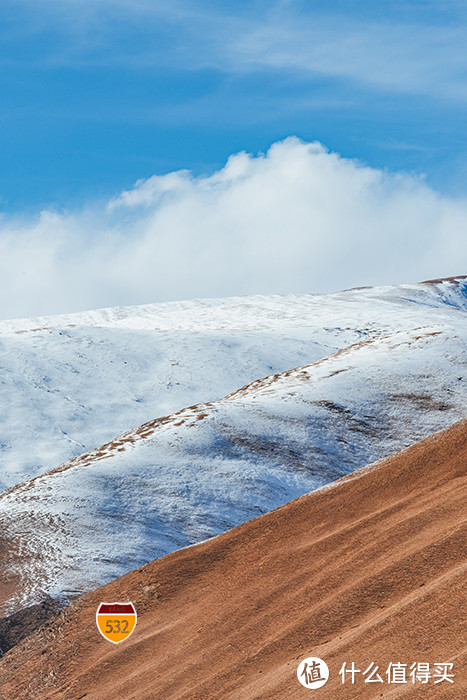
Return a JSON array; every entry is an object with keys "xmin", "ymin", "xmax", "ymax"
[
  {"xmin": 0, "ymin": 278, "xmax": 466, "ymax": 616},
  {"xmin": 1, "ymin": 278, "xmax": 466, "ymax": 490}
]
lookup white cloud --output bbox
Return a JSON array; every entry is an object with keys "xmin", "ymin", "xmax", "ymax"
[{"xmin": 1, "ymin": 137, "xmax": 466, "ymax": 320}]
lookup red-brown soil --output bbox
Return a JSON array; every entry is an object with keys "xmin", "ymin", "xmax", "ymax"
[
  {"xmin": 421, "ymin": 275, "xmax": 467, "ymax": 284},
  {"xmin": 0, "ymin": 420, "xmax": 465, "ymax": 699}
]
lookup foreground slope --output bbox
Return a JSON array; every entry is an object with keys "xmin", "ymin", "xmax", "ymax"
[
  {"xmin": 1, "ymin": 318, "xmax": 466, "ymax": 616},
  {"xmin": 1, "ymin": 419, "xmax": 465, "ymax": 699},
  {"xmin": 0, "ymin": 278, "xmax": 466, "ymax": 489}
]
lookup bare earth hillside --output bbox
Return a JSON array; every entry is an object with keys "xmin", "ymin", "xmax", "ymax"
[{"xmin": 0, "ymin": 419, "xmax": 465, "ymax": 699}]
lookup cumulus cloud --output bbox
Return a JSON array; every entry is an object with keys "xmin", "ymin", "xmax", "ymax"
[{"xmin": 1, "ymin": 137, "xmax": 466, "ymax": 320}]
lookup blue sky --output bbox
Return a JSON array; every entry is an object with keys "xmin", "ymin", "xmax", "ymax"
[
  {"xmin": 1, "ymin": 0, "xmax": 467, "ymax": 211},
  {"xmin": 0, "ymin": 0, "xmax": 466, "ymax": 319}
]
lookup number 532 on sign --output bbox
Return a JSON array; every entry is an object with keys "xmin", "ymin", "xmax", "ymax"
[{"xmin": 96, "ymin": 602, "xmax": 137, "ymax": 644}]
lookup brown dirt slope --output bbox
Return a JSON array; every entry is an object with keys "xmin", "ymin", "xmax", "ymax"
[{"xmin": 0, "ymin": 419, "xmax": 466, "ymax": 699}]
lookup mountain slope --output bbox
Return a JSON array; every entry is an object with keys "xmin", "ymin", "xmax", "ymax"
[
  {"xmin": 0, "ymin": 419, "xmax": 465, "ymax": 699},
  {"xmin": 1, "ymin": 314, "xmax": 466, "ymax": 617},
  {"xmin": 0, "ymin": 278, "xmax": 466, "ymax": 489}
]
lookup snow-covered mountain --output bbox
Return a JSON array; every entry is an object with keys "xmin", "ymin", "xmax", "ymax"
[
  {"xmin": 0, "ymin": 279, "xmax": 465, "ymax": 489},
  {"xmin": 0, "ymin": 278, "xmax": 466, "ymax": 615}
]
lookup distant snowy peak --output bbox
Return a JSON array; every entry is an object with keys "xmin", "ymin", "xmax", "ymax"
[
  {"xmin": 421, "ymin": 274, "xmax": 466, "ymax": 285},
  {"xmin": 417, "ymin": 275, "xmax": 467, "ymax": 309},
  {"xmin": 0, "ymin": 276, "xmax": 466, "ymax": 334}
]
